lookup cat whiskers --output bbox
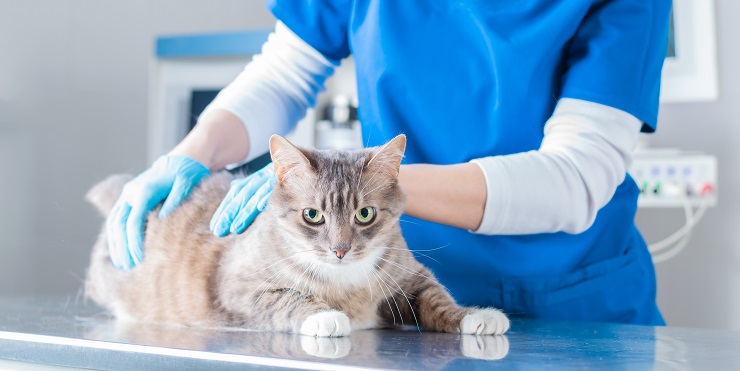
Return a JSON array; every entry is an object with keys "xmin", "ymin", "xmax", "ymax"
[
  {"xmin": 382, "ymin": 250, "xmax": 440, "ymax": 266},
  {"xmin": 237, "ymin": 249, "xmax": 314, "ymax": 279},
  {"xmin": 357, "ymin": 160, "xmax": 385, "ymax": 197},
  {"xmin": 375, "ymin": 263, "xmax": 421, "ymax": 331},
  {"xmin": 369, "ymin": 269, "xmax": 398, "ymax": 326},
  {"xmin": 372, "ymin": 268, "xmax": 403, "ymax": 326},
  {"xmin": 399, "ymin": 219, "xmax": 421, "ymax": 226},
  {"xmin": 381, "ymin": 245, "xmax": 448, "ymax": 265},
  {"xmin": 363, "ymin": 269, "xmax": 374, "ymax": 302},
  {"xmin": 359, "ymin": 154, "xmax": 400, "ymax": 197},
  {"xmin": 355, "ymin": 158, "xmax": 367, "ymax": 191},
  {"xmin": 376, "ymin": 257, "xmax": 436, "ymax": 284},
  {"xmin": 395, "ymin": 244, "xmax": 450, "ymax": 253},
  {"xmin": 361, "ymin": 182, "xmax": 389, "ymax": 199}
]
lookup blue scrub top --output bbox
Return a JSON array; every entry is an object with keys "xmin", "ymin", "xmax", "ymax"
[{"xmin": 269, "ymin": 0, "xmax": 671, "ymax": 325}]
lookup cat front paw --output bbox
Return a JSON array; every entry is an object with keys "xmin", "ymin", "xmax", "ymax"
[
  {"xmin": 460, "ymin": 309, "xmax": 510, "ymax": 335},
  {"xmin": 300, "ymin": 311, "xmax": 352, "ymax": 337},
  {"xmin": 460, "ymin": 335, "xmax": 510, "ymax": 360}
]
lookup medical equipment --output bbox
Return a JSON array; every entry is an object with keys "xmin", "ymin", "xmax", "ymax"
[
  {"xmin": 149, "ymin": 31, "xmax": 316, "ymax": 164},
  {"xmin": 315, "ymin": 95, "xmax": 363, "ymax": 150},
  {"xmin": 629, "ymin": 149, "xmax": 717, "ymax": 263}
]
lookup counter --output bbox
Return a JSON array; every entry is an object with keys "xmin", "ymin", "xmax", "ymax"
[{"xmin": 1, "ymin": 296, "xmax": 738, "ymax": 370}]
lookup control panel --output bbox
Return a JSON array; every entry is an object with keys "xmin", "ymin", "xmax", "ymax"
[{"xmin": 629, "ymin": 150, "xmax": 717, "ymax": 208}]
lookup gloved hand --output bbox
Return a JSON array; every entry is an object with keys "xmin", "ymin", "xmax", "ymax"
[
  {"xmin": 210, "ymin": 163, "xmax": 276, "ymax": 237},
  {"xmin": 106, "ymin": 154, "xmax": 210, "ymax": 270}
]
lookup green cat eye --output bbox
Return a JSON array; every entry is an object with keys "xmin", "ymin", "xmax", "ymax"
[
  {"xmin": 355, "ymin": 207, "xmax": 376, "ymax": 225},
  {"xmin": 302, "ymin": 208, "xmax": 325, "ymax": 224}
]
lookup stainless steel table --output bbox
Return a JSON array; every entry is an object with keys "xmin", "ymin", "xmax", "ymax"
[{"xmin": 1, "ymin": 296, "xmax": 738, "ymax": 370}]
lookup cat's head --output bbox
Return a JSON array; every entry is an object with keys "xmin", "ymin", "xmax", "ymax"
[{"xmin": 266, "ymin": 134, "xmax": 407, "ymax": 270}]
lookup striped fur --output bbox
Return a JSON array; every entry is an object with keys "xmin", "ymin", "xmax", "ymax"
[{"xmin": 85, "ymin": 135, "xmax": 509, "ymax": 336}]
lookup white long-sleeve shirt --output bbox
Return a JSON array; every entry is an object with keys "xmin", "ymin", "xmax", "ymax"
[{"xmin": 202, "ymin": 22, "xmax": 642, "ymax": 235}]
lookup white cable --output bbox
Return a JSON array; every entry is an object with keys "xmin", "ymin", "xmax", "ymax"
[
  {"xmin": 652, "ymin": 229, "xmax": 693, "ymax": 264},
  {"xmin": 649, "ymin": 194, "xmax": 693, "ymax": 254},
  {"xmin": 649, "ymin": 200, "xmax": 709, "ymax": 253},
  {"xmin": 648, "ymin": 194, "xmax": 711, "ymax": 264}
]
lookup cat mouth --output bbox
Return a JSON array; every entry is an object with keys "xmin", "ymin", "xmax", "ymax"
[
  {"xmin": 324, "ymin": 254, "xmax": 360, "ymax": 265},
  {"xmin": 329, "ymin": 255, "xmax": 351, "ymax": 264}
]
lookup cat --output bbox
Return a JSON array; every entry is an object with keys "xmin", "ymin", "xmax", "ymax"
[{"xmin": 85, "ymin": 134, "xmax": 509, "ymax": 337}]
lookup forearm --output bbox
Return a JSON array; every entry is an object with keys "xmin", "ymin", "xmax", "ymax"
[
  {"xmin": 168, "ymin": 22, "xmax": 337, "ymax": 171},
  {"xmin": 201, "ymin": 21, "xmax": 338, "ymax": 167},
  {"xmin": 399, "ymin": 98, "xmax": 641, "ymax": 235},
  {"xmin": 169, "ymin": 109, "xmax": 249, "ymax": 171},
  {"xmin": 473, "ymin": 98, "xmax": 642, "ymax": 235},
  {"xmin": 398, "ymin": 163, "xmax": 487, "ymax": 231}
]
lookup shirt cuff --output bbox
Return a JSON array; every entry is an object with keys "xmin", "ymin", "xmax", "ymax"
[{"xmin": 469, "ymin": 157, "xmax": 512, "ymax": 234}]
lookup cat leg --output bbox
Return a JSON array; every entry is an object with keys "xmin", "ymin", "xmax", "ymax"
[
  {"xmin": 406, "ymin": 269, "xmax": 510, "ymax": 335},
  {"xmin": 225, "ymin": 288, "xmax": 352, "ymax": 337}
]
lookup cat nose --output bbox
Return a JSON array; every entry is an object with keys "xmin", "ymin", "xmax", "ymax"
[{"xmin": 331, "ymin": 243, "xmax": 351, "ymax": 259}]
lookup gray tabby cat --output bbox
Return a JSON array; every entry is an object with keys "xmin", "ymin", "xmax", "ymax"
[{"xmin": 85, "ymin": 134, "xmax": 509, "ymax": 337}]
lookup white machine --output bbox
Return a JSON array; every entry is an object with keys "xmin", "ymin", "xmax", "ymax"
[
  {"xmin": 148, "ymin": 31, "xmax": 360, "ymax": 164},
  {"xmin": 629, "ymin": 148, "xmax": 718, "ymax": 263}
]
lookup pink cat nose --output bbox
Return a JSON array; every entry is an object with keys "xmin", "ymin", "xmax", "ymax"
[{"xmin": 331, "ymin": 243, "xmax": 350, "ymax": 259}]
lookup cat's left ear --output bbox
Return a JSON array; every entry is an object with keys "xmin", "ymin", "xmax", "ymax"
[
  {"xmin": 366, "ymin": 134, "xmax": 406, "ymax": 178},
  {"xmin": 269, "ymin": 134, "xmax": 312, "ymax": 183}
]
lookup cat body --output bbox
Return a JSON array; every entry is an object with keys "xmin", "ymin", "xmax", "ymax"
[{"xmin": 85, "ymin": 135, "xmax": 509, "ymax": 336}]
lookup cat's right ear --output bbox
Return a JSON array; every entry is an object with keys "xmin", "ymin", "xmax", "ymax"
[
  {"xmin": 269, "ymin": 134, "xmax": 312, "ymax": 183},
  {"xmin": 366, "ymin": 134, "xmax": 407, "ymax": 179}
]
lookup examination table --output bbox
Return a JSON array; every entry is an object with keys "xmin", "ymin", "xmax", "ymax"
[{"xmin": 1, "ymin": 296, "xmax": 739, "ymax": 370}]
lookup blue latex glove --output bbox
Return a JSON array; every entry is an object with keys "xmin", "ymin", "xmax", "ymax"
[
  {"xmin": 210, "ymin": 163, "xmax": 276, "ymax": 237},
  {"xmin": 106, "ymin": 155, "xmax": 210, "ymax": 270}
]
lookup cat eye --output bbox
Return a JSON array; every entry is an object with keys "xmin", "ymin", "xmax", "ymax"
[
  {"xmin": 355, "ymin": 207, "xmax": 376, "ymax": 225},
  {"xmin": 302, "ymin": 208, "xmax": 325, "ymax": 224}
]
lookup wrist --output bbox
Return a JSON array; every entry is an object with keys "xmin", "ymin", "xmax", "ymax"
[
  {"xmin": 169, "ymin": 140, "xmax": 215, "ymax": 170},
  {"xmin": 169, "ymin": 109, "xmax": 249, "ymax": 171},
  {"xmin": 398, "ymin": 163, "xmax": 486, "ymax": 230}
]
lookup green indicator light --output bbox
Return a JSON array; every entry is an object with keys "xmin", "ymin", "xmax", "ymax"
[{"xmin": 653, "ymin": 182, "xmax": 661, "ymax": 195}]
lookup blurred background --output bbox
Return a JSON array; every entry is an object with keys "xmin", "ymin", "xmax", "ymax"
[{"xmin": 0, "ymin": 0, "xmax": 738, "ymax": 331}]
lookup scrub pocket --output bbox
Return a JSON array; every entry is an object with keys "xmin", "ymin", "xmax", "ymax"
[{"xmin": 492, "ymin": 246, "xmax": 663, "ymax": 325}]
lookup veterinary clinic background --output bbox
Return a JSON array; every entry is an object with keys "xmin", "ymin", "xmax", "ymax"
[{"xmin": 0, "ymin": 0, "xmax": 734, "ymax": 331}]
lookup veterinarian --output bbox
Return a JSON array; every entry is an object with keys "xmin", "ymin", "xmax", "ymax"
[{"xmin": 108, "ymin": 0, "xmax": 672, "ymax": 325}]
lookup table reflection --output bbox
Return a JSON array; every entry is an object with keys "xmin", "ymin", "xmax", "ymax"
[{"xmin": 84, "ymin": 319, "xmax": 509, "ymax": 367}]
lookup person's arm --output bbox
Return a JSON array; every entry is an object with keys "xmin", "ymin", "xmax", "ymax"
[
  {"xmin": 169, "ymin": 109, "xmax": 249, "ymax": 171},
  {"xmin": 398, "ymin": 163, "xmax": 487, "ymax": 231},
  {"xmin": 205, "ymin": 21, "xmax": 640, "ymax": 235},
  {"xmin": 399, "ymin": 98, "xmax": 642, "ymax": 234},
  {"xmin": 196, "ymin": 21, "xmax": 339, "ymax": 169},
  {"xmin": 168, "ymin": 21, "xmax": 340, "ymax": 172}
]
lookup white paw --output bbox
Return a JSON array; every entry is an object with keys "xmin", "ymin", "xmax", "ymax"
[
  {"xmin": 460, "ymin": 335, "xmax": 510, "ymax": 360},
  {"xmin": 300, "ymin": 336, "xmax": 352, "ymax": 358},
  {"xmin": 460, "ymin": 309, "xmax": 510, "ymax": 335},
  {"xmin": 300, "ymin": 311, "xmax": 352, "ymax": 337}
]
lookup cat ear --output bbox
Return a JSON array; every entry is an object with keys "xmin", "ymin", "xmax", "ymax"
[
  {"xmin": 269, "ymin": 134, "xmax": 312, "ymax": 183},
  {"xmin": 366, "ymin": 134, "xmax": 407, "ymax": 178}
]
